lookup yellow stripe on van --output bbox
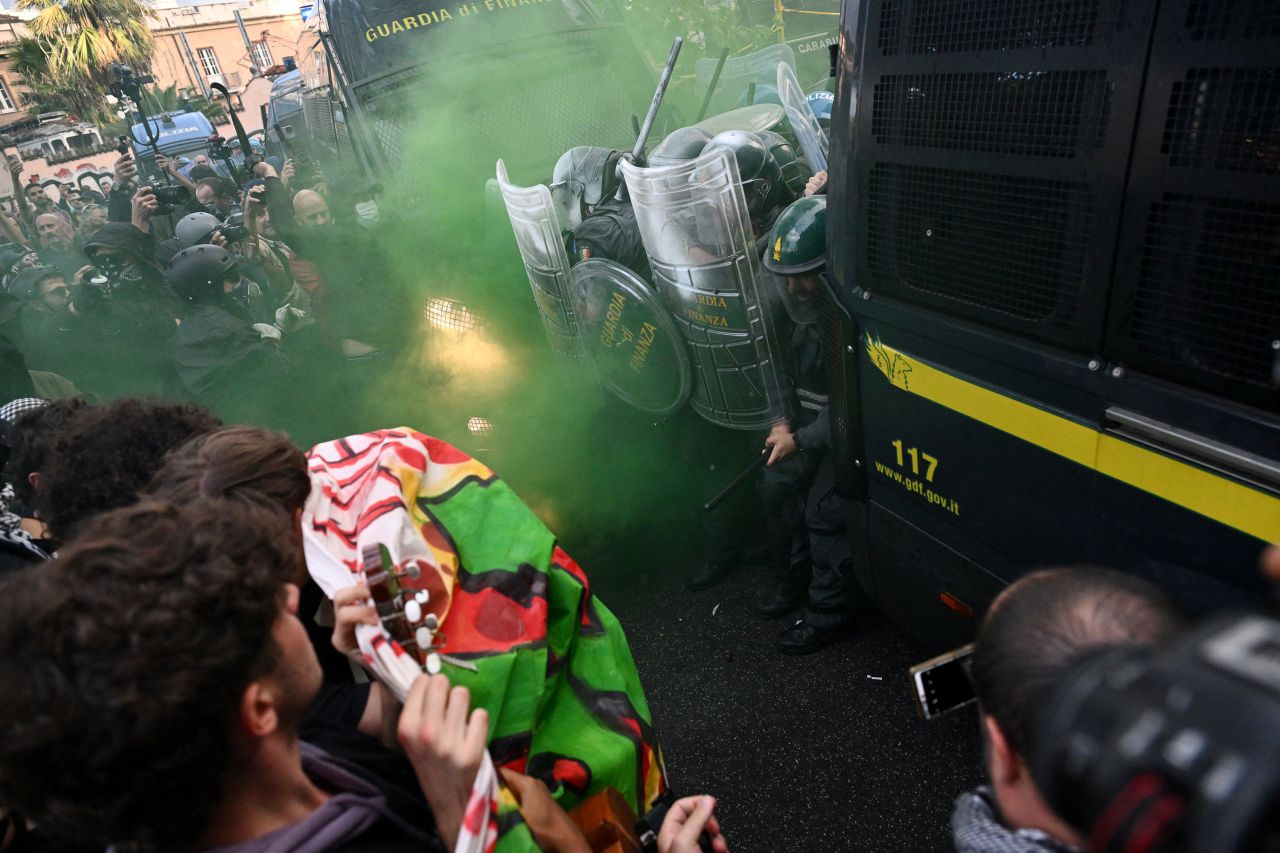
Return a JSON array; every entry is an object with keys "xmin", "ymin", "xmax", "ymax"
[{"xmin": 864, "ymin": 336, "xmax": 1280, "ymax": 543}]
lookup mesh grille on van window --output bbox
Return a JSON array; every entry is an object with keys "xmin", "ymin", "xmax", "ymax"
[
  {"xmin": 866, "ymin": 163, "xmax": 1091, "ymax": 327},
  {"xmin": 1163, "ymin": 67, "xmax": 1280, "ymax": 174},
  {"xmin": 1127, "ymin": 194, "xmax": 1280, "ymax": 393},
  {"xmin": 877, "ymin": 0, "xmax": 1125, "ymax": 55},
  {"xmin": 1185, "ymin": 0, "xmax": 1280, "ymax": 40},
  {"xmin": 872, "ymin": 71, "xmax": 1114, "ymax": 158}
]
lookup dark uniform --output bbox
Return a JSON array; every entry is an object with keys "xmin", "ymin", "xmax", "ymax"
[
  {"xmin": 76, "ymin": 223, "xmax": 182, "ymax": 398},
  {"xmin": 167, "ymin": 245, "xmax": 290, "ymax": 423},
  {"xmin": 760, "ymin": 196, "xmax": 864, "ymax": 654}
]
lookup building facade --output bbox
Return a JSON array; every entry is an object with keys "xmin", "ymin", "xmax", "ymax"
[
  {"xmin": 148, "ymin": 0, "xmax": 305, "ymax": 107},
  {"xmin": 0, "ymin": 0, "xmax": 306, "ymax": 136}
]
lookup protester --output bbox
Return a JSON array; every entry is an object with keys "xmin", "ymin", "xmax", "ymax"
[
  {"xmin": 6, "ymin": 396, "xmax": 90, "ymax": 518},
  {"xmin": 13, "ymin": 266, "xmax": 74, "ymax": 378},
  {"xmin": 33, "ymin": 213, "xmax": 80, "ymax": 278},
  {"xmin": 36, "ymin": 396, "xmax": 220, "ymax": 544},
  {"xmin": 0, "ymin": 399, "xmax": 52, "ymax": 575},
  {"xmin": 62, "ymin": 185, "xmax": 86, "ymax": 222},
  {"xmin": 948, "ymin": 567, "xmax": 1183, "ymax": 852},
  {"xmin": 0, "ymin": 498, "xmax": 463, "ymax": 850},
  {"xmin": 74, "ymin": 219, "xmax": 181, "ymax": 395},
  {"xmin": 73, "ymin": 203, "xmax": 108, "ymax": 247}
]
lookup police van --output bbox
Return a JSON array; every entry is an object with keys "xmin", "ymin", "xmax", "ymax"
[
  {"xmin": 130, "ymin": 111, "xmax": 216, "ymax": 164},
  {"xmin": 824, "ymin": 0, "xmax": 1280, "ymax": 650},
  {"xmin": 271, "ymin": 0, "xmax": 657, "ymax": 185}
]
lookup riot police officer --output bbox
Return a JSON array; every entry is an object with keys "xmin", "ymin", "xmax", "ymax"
[
  {"xmin": 549, "ymin": 146, "xmax": 624, "ymax": 233},
  {"xmin": 703, "ymin": 130, "xmax": 795, "ymax": 241},
  {"xmin": 166, "ymin": 245, "xmax": 289, "ymax": 422},
  {"xmin": 759, "ymin": 195, "xmax": 865, "ymax": 654}
]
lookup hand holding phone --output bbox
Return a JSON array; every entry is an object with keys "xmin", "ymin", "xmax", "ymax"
[{"xmin": 909, "ymin": 643, "xmax": 976, "ymax": 720}]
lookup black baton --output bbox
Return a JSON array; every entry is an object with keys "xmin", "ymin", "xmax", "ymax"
[{"xmin": 703, "ymin": 450, "xmax": 769, "ymax": 513}]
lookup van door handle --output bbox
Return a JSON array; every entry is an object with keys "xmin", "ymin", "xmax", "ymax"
[{"xmin": 1105, "ymin": 407, "xmax": 1280, "ymax": 492}]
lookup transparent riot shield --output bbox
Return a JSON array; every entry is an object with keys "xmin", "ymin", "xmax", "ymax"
[
  {"xmin": 692, "ymin": 104, "xmax": 786, "ymax": 138},
  {"xmin": 621, "ymin": 149, "xmax": 788, "ymax": 430},
  {"xmin": 777, "ymin": 62, "xmax": 828, "ymax": 173},
  {"xmin": 569, "ymin": 259, "xmax": 691, "ymax": 416},
  {"xmin": 496, "ymin": 159, "xmax": 584, "ymax": 362},
  {"xmin": 694, "ymin": 43, "xmax": 798, "ymax": 118}
]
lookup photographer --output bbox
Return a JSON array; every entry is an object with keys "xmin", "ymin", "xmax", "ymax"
[
  {"xmin": 236, "ymin": 179, "xmax": 297, "ymax": 304},
  {"xmin": 153, "ymin": 152, "xmax": 204, "ymax": 217},
  {"xmin": 105, "ymin": 151, "xmax": 140, "ymax": 223},
  {"xmin": 196, "ymin": 176, "xmax": 239, "ymax": 219},
  {"xmin": 947, "ymin": 568, "xmax": 1183, "ymax": 853}
]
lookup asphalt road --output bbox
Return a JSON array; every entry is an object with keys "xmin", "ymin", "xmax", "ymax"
[{"xmin": 591, "ymin": 558, "xmax": 984, "ymax": 853}]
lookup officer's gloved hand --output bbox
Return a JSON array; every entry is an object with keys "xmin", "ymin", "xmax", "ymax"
[
  {"xmin": 274, "ymin": 303, "xmax": 306, "ymax": 332},
  {"xmin": 253, "ymin": 322, "xmax": 282, "ymax": 342}
]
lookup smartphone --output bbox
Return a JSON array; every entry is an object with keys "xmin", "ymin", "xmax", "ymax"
[{"xmin": 909, "ymin": 643, "xmax": 977, "ymax": 720}]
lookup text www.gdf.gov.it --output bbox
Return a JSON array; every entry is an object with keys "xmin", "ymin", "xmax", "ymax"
[{"xmin": 873, "ymin": 460, "xmax": 961, "ymax": 517}]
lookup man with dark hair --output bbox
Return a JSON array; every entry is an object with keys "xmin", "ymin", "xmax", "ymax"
[
  {"xmin": 949, "ymin": 567, "xmax": 1183, "ymax": 852},
  {"xmin": 36, "ymin": 397, "xmax": 221, "ymax": 543},
  {"xmin": 6, "ymin": 396, "xmax": 91, "ymax": 512},
  {"xmin": 0, "ymin": 498, "xmax": 489, "ymax": 851},
  {"xmin": 197, "ymin": 176, "xmax": 239, "ymax": 218}
]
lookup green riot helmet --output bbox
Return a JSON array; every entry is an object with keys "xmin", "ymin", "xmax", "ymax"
[
  {"xmin": 764, "ymin": 195, "xmax": 828, "ymax": 324},
  {"xmin": 648, "ymin": 126, "xmax": 713, "ymax": 168},
  {"xmin": 550, "ymin": 146, "xmax": 620, "ymax": 231},
  {"xmin": 704, "ymin": 130, "xmax": 784, "ymax": 224},
  {"xmin": 756, "ymin": 130, "xmax": 811, "ymax": 198}
]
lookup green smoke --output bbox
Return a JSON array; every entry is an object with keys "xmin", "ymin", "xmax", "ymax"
[{"xmin": 64, "ymin": 1, "xmax": 837, "ymax": 560}]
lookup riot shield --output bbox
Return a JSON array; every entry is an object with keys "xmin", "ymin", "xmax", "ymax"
[
  {"xmin": 569, "ymin": 259, "xmax": 691, "ymax": 416},
  {"xmin": 777, "ymin": 62, "xmax": 828, "ymax": 172},
  {"xmin": 621, "ymin": 149, "xmax": 788, "ymax": 430},
  {"xmin": 694, "ymin": 43, "xmax": 798, "ymax": 118},
  {"xmin": 496, "ymin": 159, "xmax": 584, "ymax": 362},
  {"xmin": 693, "ymin": 104, "xmax": 786, "ymax": 138}
]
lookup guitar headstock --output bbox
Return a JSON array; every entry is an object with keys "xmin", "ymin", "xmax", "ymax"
[{"xmin": 360, "ymin": 543, "xmax": 445, "ymax": 674}]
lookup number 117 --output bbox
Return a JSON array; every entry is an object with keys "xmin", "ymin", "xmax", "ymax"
[{"xmin": 891, "ymin": 439, "xmax": 938, "ymax": 482}]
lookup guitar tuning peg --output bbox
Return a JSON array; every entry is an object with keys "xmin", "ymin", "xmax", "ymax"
[
  {"xmin": 426, "ymin": 652, "xmax": 442, "ymax": 675},
  {"xmin": 405, "ymin": 599, "xmax": 422, "ymax": 623},
  {"xmin": 415, "ymin": 626, "xmax": 432, "ymax": 650}
]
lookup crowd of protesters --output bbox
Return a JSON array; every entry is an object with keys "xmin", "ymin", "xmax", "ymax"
[{"xmin": 0, "ymin": 149, "xmax": 412, "ymax": 429}]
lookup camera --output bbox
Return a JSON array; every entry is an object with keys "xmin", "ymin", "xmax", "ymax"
[
  {"xmin": 290, "ymin": 150, "xmax": 317, "ymax": 188},
  {"xmin": 76, "ymin": 272, "xmax": 114, "ymax": 304},
  {"xmin": 107, "ymin": 63, "xmax": 152, "ymax": 104},
  {"xmin": 1031, "ymin": 612, "xmax": 1280, "ymax": 852},
  {"xmin": 207, "ymin": 135, "xmax": 234, "ymax": 162},
  {"xmin": 116, "ymin": 135, "xmax": 130, "ymax": 156},
  {"xmin": 150, "ymin": 184, "xmax": 191, "ymax": 216},
  {"xmin": 216, "ymin": 211, "xmax": 247, "ymax": 244}
]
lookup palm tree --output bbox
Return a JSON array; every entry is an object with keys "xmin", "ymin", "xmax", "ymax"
[
  {"xmin": 10, "ymin": 0, "xmax": 155, "ymax": 125},
  {"xmin": 16, "ymin": 0, "xmax": 155, "ymax": 81},
  {"xmin": 8, "ymin": 35, "xmax": 105, "ymax": 122}
]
